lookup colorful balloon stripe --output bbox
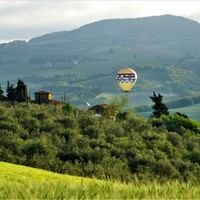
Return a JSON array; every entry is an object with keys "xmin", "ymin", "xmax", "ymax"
[{"xmin": 116, "ymin": 74, "xmax": 136, "ymax": 83}]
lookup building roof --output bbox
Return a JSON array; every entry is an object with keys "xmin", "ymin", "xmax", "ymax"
[
  {"xmin": 89, "ymin": 104, "xmax": 108, "ymax": 110},
  {"xmin": 34, "ymin": 90, "xmax": 52, "ymax": 94}
]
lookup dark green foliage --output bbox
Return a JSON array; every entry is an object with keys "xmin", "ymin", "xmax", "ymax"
[
  {"xmin": 0, "ymin": 85, "xmax": 6, "ymax": 101},
  {"xmin": 150, "ymin": 113, "xmax": 200, "ymax": 135},
  {"xmin": 6, "ymin": 81, "xmax": 16, "ymax": 101},
  {"xmin": 0, "ymin": 102, "xmax": 199, "ymax": 183},
  {"xmin": 62, "ymin": 102, "xmax": 74, "ymax": 114},
  {"xmin": 16, "ymin": 79, "xmax": 28, "ymax": 102},
  {"xmin": 150, "ymin": 92, "xmax": 169, "ymax": 118},
  {"xmin": 168, "ymin": 113, "xmax": 200, "ymax": 134},
  {"xmin": 6, "ymin": 79, "xmax": 29, "ymax": 102}
]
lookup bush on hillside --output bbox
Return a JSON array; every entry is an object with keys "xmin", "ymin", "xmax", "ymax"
[{"xmin": 0, "ymin": 102, "xmax": 199, "ymax": 183}]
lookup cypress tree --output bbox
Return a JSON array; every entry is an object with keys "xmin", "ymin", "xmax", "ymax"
[
  {"xmin": 6, "ymin": 81, "xmax": 16, "ymax": 102},
  {"xmin": 150, "ymin": 91, "xmax": 169, "ymax": 118},
  {"xmin": 6, "ymin": 79, "xmax": 29, "ymax": 102},
  {"xmin": 16, "ymin": 79, "xmax": 28, "ymax": 102}
]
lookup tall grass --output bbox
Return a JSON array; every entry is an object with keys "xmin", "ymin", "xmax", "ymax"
[{"xmin": 0, "ymin": 162, "xmax": 199, "ymax": 199}]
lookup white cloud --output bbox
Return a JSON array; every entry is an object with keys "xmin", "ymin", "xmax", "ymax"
[{"xmin": 0, "ymin": 0, "xmax": 200, "ymax": 42}]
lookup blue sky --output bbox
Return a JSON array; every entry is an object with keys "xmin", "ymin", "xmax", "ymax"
[{"xmin": 1, "ymin": 1, "xmax": 200, "ymax": 43}]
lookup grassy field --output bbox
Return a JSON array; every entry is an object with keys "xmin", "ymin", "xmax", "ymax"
[
  {"xmin": 138, "ymin": 103, "xmax": 200, "ymax": 122},
  {"xmin": 0, "ymin": 162, "xmax": 200, "ymax": 199},
  {"xmin": 170, "ymin": 103, "xmax": 200, "ymax": 122}
]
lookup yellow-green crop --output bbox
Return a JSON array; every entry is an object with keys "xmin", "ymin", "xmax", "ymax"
[{"xmin": 0, "ymin": 161, "xmax": 199, "ymax": 199}]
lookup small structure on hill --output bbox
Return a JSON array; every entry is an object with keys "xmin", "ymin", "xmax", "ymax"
[
  {"xmin": 34, "ymin": 90, "xmax": 64, "ymax": 106},
  {"xmin": 89, "ymin": 104, "xmax": 108, "ymax": 115},
  {"xmin": 34, "ymin": 90, "xmax": 52, "ymax": 104},
  {"xmin": 89, "ymin": 104, "xmax": 116, "ymax": 120}
]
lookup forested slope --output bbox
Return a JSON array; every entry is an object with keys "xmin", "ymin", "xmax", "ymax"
[{"xmin": 0, "ymin": 102, "xmax": 199, "ymax": 183}]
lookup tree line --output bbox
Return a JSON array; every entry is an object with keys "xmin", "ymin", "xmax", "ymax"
[{"xmin": 0, "ymin": 79, "xmax": 29, "ymax": 102}]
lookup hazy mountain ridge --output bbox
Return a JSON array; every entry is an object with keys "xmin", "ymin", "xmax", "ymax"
[{"xmin": 29, "ymin": 15, "xmax": 200, "ymax": 44}]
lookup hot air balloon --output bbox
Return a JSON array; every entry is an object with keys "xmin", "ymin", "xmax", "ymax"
[{"xmin": 116, "ymin": 68, "xmax": 137, "ymax": 93}]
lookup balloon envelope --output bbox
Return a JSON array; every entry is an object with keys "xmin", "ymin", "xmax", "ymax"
[{"xmin": 116, "ymin": 68, "xmax": 137, "ymax": 92}]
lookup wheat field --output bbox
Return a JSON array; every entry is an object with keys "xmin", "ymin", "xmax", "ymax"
[{"xmin": 0, "ymin": 161, "xmax": 199, "ymax": 199}]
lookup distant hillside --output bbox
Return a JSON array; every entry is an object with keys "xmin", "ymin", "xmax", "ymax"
[
  {"xmin": 29, "ymin": 15, "xmax": 200, "ymax": 43},
  {"xmin": 0, "ymin": 15, "xmax": 200, "ymax": 107},
  {"xmin": 137, "ymin": 103, "xmax": 200, "ymax": 122}
]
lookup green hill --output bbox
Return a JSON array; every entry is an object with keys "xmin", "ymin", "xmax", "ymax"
[
  {"xmin": 0, "ymin": 161, "xmax": 199, "ymax": 199},
  {"xmin": 0, "ymin": 15, "xmax": 200, "ymax": 108}
]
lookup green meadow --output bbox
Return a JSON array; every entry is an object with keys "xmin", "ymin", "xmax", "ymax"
[
  {"xmin": 170, "ymin": 103, "xmax": 200, "ymax": 122},
  {"xmin": 0, "ymin": 162, "xmax": 199, "ymax": 199},
  {"xmin": 138, "ymin": 103, "xmax": 200, "ymax": 122}
]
